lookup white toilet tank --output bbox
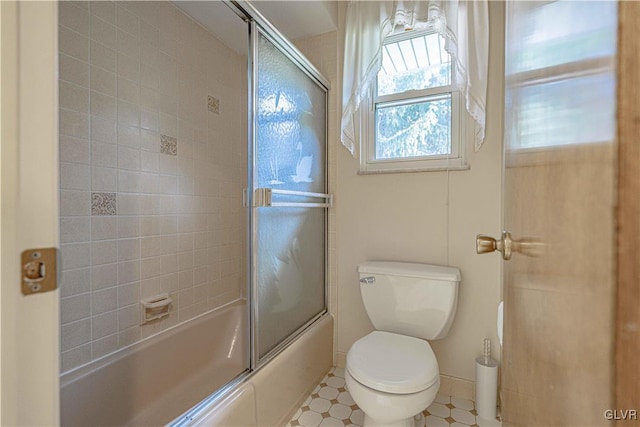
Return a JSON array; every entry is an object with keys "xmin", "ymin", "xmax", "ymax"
[{"xmin": 358, "ymin": 261, "xmax": 461, "ymax": 340}]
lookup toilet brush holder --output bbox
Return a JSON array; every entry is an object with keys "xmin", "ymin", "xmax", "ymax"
[{"xmin": 475, "ymin": 339, "xmax": 498, "ymax": 420}]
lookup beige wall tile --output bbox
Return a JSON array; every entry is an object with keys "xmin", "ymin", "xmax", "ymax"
[
  {"xmin": 92, "ymin": 311, "xmax": 118, "ymax": 339},
  {"xmin": 61, "ymin": 293, "xmax": 91, "ymax": 324},
  {"xmin": 90, "ymin": 15, "xmax": 117, "ymax": 50},
  {"xmin": 140, "ymin": 20, "xmax": 159, "ymax": 49},
  {"xmin": 60, "ymin": 25, "xmax": 89, "ymax": 61},
  {"xmin": 90, "ymin": 90, "xmax": 116, "ymax": 119},
  {"xmin": 117, "ymin": 100, "xmax": 140, "ymax": 126},
  {"xmin": 60, "ymin": 135, "xmax": 90, "ymax": 164},
  {"xmin": 117, "ymin": 77, "xmax": 140, "ymax": 104},
  {"xmin": 92, "ymin": 217, "xmax": 118, "ymax": 241},
  {"xmin": 117, "ymin": 52, "xmax": 140, "ymax": 81},
  {"xmin": 60, "ymin": 188, "xmax": 90, "ymax": 217},
  {"xmin": 140, "ymin": 256, "xmax": 162, "ymax": 280},
  {"xmin": 140, "ymin": 277, "xmax": 161, "ymax": 299},
  {"xmin": 91, "ymin": 116, "xmax": 117, "ymax": 144},
  {"xmin": 60, "ymin": 268, "xmax": 91, "ymax": 298},
  {"xmin": 91, "ymin": 141, "xmax": 117, "ymax": 167},
  {"xmin": 60, "ymin": 108, "xmax": 90, "ymax": 139},
  {"xmin": 60, "ymin": 53, "xmax": 90, "ymax": 87},
  {"xmin": 92, "ymin": 287, "xmax": 118, "ymax": 314},
  {"xmin": 116, "ymin": 6, "xmax": 139, "ymax": 37},
  {"xmin": 60, "ymin": 163, "xmax": 91, "ymax": 190},
  {"xmin": 60, "ymin": 80, "xmax": 89, "ymax": 113},
  {"xmin": 92, "ymin": 334, "xmax": 119, "ymax": 359},
  {"xmin": 91, "ymin": 240, "xmax": 118, "ymax": 265},
  {"xmin": 90, "ymin": 1, "xmax": 116, "ymax": 25},
  {"xmin": 60, "ymin": 2, "xmax": 90, "ymax": 36},
  {"xmin": 91, "ymin": 262, "xmax": 118, "ymax": 289},
  {"xmin": 118, "ymin": 304, "xmax": 140, "ymax": 330},
  {"xmin": 117, "ymin": 145, "xmax": 141, "ymax": 171},
  {"xmin": 116, "ymin": 216, "xmax": 139, "ymax": 238},
  {"xmin": 117, "ymin": 169, "xmax": 140, "ymax": 193},
  {"xmin": 92, "ymin": 166, "xmax": 118, "ymax": 192},
  {"xmin": 90, "ymin": 41, "xmax": 117, "ymax": 72},
  {"xmin": 61, "ymin": 343, "xmax": 91, "ymax": 372},
  {"xmin": 61, "ymin": 242, "xmax": 92, "ymax": 270},
  {"xmin": 117, "ymin": 261, "xmax": 140, "ymax": 285},
  {"xmin": 61, "ymin": 319, "xmax": 91, "ymax": 352},
  {"xmin": 117, "ymin": 238, "xmax": 140, "ymax": 262},
  {"xmin": 91, "ymin": 66, "xmax": 116, "ymax": 96},
  {"xmin": 60, "ymin": 216, "xmax": 90, "ymax": 244},
  {"xmin": 118, "ymin": 281, "xmax": 140, "ymax": 307}
]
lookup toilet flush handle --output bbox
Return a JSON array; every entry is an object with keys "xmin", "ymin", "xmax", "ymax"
[{"xmin": 359, "ymin": 276, "xmax": 375, "ymax": 284}]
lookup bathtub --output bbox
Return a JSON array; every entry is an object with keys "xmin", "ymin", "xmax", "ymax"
[
  {"xmin": 61, "ymin": 300, "xmax": 249, "ymax": 426},
  {"xmin": 60, "ymin": 300, "xmax": 334, "ymax": 427}
]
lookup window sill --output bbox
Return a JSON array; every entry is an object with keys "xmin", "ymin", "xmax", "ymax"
[{"xmin": 357, "ymin": 163, "xmax": 470, "ymax": 175}]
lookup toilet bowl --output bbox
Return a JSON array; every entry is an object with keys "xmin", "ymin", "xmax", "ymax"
[
  {"xmin": 347, "ymin": 262, "xmax": 461, "ymax": 427},
  {"xmin": 345, "ymin": 331, "xmax": 439, "ymax": 427}
]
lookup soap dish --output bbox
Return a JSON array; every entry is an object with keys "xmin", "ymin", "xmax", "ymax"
[{"xmin": 141, "ymin": 293, "xmax": 172, "ymax": 324}]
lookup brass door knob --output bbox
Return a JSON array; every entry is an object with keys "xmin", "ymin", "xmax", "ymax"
[
  {"xmin": 476, "ymin": 231, "xmax": 545, "ymax": 260},
  {"xmin": 476, "ymin": 231, "xmax": 513, "ymax": 260}
]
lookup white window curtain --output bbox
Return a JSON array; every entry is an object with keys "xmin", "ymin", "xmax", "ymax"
[{"xmin": 341, "ymin": 0, "xmax": 489, "ymax": 157}]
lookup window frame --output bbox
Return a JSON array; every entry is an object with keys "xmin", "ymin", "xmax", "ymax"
[{"xmin": 359, "ymin": 29, "xmax": 470, "ymax": 174}]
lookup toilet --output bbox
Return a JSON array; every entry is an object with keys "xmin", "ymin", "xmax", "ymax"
[{"xmin": 345, "ymin": 261, "xmax": 461, "ymax": 427}]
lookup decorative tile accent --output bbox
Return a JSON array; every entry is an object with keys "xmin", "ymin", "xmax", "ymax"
[
  {"xmin": 287, "ymin": 368, "xmax": 501, "ymax": 427},
  {"xmin": 160, "ymin": 134, "xmax": 177, "ymax": 156},
  {"xmin": 208, "ymin": 95, "xmax": 219, "ymax": 114},
  {"xmin": 91, "ymin": 192, "xmax": 116, "ymax": 216}
]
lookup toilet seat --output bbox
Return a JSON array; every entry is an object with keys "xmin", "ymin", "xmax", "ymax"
[{"xmin": 346, "ymin": 331, "xmax": 439, "ymax": 394}]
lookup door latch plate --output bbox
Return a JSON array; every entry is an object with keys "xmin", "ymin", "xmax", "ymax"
[{"xmin": 21, "ymin": 247, "xmax": 58, "ymax": 295}]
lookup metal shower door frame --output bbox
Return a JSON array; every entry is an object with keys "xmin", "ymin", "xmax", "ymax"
[{"xmin": 230, "ymin": 0, "xmax": 331, "ymax": 371}]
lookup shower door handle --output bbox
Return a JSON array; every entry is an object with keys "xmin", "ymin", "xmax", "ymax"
[{"xmin": 253, "ymin": 188, "xmax": 333, "ymax": 208}]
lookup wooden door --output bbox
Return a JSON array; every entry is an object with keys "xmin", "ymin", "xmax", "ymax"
[
  {"xmin": 501, "ymin": 1, "xmax": 617, "ymax": 424},
  {"xmin": 615, "ymin": 1, "xmax": 640, "ymax": 421}
]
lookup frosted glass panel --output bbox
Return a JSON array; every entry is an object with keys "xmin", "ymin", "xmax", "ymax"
[
  {"xmin": 506, "ymin": 0, "xmax": 617, "ymax": 150},
  {"xmin": 255, "ymin": 32, "xmax": 326, "ymax": 359},
  {"xmin": 509, "ymin": 73, "xmax": 615, "ymax": 149},
  {"xmin": 507, "ymin": 1, "xmax": 616, "ymax": 74}
]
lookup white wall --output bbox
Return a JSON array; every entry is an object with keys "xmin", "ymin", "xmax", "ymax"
[{"xmin": 335, "ymin": 2, "xmax": 505, "ymax": 382}]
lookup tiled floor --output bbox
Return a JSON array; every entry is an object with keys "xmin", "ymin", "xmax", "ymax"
[{"xmin": 287, "ymin": 367, "xmax": 501, "ymax": 427}]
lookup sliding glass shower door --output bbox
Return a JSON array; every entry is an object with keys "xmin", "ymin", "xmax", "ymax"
[{"xmin": 251, "ymin": 26, "xmax": 329, "ymax": 363}]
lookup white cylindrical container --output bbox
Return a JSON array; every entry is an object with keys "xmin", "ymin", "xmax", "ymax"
[{"xmin": 475, "ymin": 356, "xmax": 498, "ymax": 420}]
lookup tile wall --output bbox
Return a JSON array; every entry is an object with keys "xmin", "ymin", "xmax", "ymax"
[{"xmin": 58, "ymin": 1, "xmax": 247, "ymax": 372}]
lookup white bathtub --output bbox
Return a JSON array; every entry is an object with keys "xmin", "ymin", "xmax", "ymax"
[
  {"xmin": 191, "ymin": 313, "xmax": 333, "ymax": 427},
  {"xmin": 61, "ymin": 301, "xmax": 249, "ymax": 426},
  {"xmin": 60, "ymin": 300, "xmax": 334, "ymax": 427}
]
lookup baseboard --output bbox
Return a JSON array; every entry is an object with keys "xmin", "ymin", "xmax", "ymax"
[
  {"xmin": 335, "ymin": 351, "xmax": 346, "ymax": 369},
  {"xmin": 439, "ymin": 374, "xmax": 475, "ymax": 401}
]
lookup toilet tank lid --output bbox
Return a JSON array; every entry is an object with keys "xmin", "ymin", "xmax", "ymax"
[{"xmin": 358, "ymin": 261, "xmax": 461, "ymax": 281}]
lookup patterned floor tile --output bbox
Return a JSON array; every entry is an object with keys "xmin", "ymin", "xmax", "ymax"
[{"xmin": 288, "ymin": 367, "xmax": 501, "ymax": 427}]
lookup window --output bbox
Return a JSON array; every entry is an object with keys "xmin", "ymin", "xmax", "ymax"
[{"xmin": 360, "ymin": 30, "xmax": 470, "ymax": 173}]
